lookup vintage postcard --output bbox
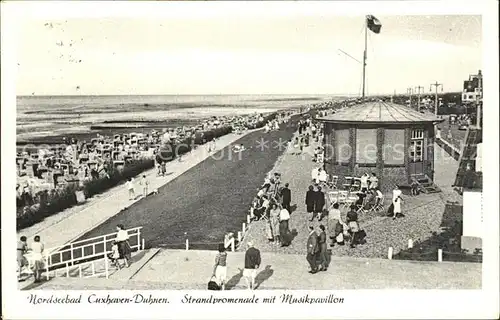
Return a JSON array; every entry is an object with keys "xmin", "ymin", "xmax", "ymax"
[{"xmin": 1, "ymin": 1, "xmax": 499, "ymax": 319}]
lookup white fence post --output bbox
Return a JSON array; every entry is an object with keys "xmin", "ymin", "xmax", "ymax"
[
  {"xmin": 438, "ymin": 249, "xmax": 443, "ymax": 262},
  {"xmin": 45, "ymin": 256, "xmax": 50, "ymax": 280},
  {"xmin": 79, "ymin": 265, "xmax": 82, "ymax": 278},
  {"xmin": 185, "ymin": 238, "xmax": 189, "ymax": 251},
  {"xmin": 242, "ymin": 223, "xmax": 246, "ymax": 234},
  {"xmin": 238, "ymin": 231, "xmax": 242, "ymax": 243},
  {"xmin": 408, "ymin": 239, "xmax": 413, "ymax": 249},
  {"xmin": 247, "ymin": 215, "xmax": 251, "ymax": 224},
  {"xmin": 91, "ymin": 261, "xmax": 96, "ymax": 276},
  {"xmin": 66, "ymin": 263, "xmax": 70, "ymax": 278},
  {"xmin": 70, "ymin": 243, "xmax": 74, "ymax": 263},
  {"xmin": 142, "ymin": 238, "xmax": 145, "ymax": 251},
  {"xmin": 104, "ymin": 253, "xmax": 109, "ymax": 279},
  {"xmin": 137, "ymin": 229, "xmax": 141, "ymax": 251},
  {"xmin": 231, "ymin": 238, "xmax": 235, "ymax": 252},
  {"xmin": 388, "ymin": 247, "xmax": 393, "ymax": 260}
]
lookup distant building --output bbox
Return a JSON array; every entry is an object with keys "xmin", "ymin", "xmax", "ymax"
[{"xmin": 316, "ymin": 101, "xmax": 444, "ymax": 193}]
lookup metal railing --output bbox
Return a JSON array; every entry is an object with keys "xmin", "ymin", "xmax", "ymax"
[{"xmin": 25, "ymin": 227, "xmax": 143, "ymax": 280}]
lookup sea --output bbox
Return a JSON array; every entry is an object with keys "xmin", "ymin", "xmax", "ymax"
[{"xmin": 16, "ymin": 94, "xmax": 335, "ymax": 142}]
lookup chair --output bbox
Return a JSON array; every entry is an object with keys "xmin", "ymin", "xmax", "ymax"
[
  {"xmin": 343, "ymin": 194, "xmax": 359, "ymax": 209},
  {"xmin": 328, "ymin": 190, "xmax": 339, "ymax": 204},
  {"xmin": 343, "ymin": 177, "xmax": 353, "ymax": 190},
  {"xmin": 351, "ymin": 178, "xmax": 362, "ymax": 192},
  {"xmin": 328, "ymin": 175, "xmax": 339, "ymax": 190},
  {"xmin": 337, "ymin": 190, "xmax": 348, "ymax": 204},
  {"xmin": 373, "ymin": 194, "xmax": 385, "ymax": 213}
]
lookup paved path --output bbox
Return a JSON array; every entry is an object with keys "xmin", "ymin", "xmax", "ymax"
[
  {"xmin": 16, "ymin": 130, "xmax": 261, "ymax": 250},
  {"xmin": 238, "ymin": 127, "xmax": 323, "ymax": 255},
  {"xmin": 29, "ymin": 249, "xmax": 481, "ymax": 290}
]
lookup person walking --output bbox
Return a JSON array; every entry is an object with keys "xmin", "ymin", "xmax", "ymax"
[
  {"xmin": 140, "ymin": 175, "xmax": 149, "ymax": 198},
  {"xmin": 280, "ymin": 183, "xmax": 291, "ymax": 213},
  {"xmin": 269, "ymin": 204, "xmax": 281, "ymax": 245},
  {"xmin": 126, "ymin": 178, "xmax": 136, "ymax": 200},
  {"xmin": 279, "ymin": 205, "xmax": 291, "ymax": 246},
  {"xmin": 115, "ymin": 224, "xmax": 132, "ymax": 268},
  {"xmin": 30, "ymin": 235, "xmax": 45, "ymax": 283},
  {"xmin": 306, "ymin": 226, "xmax": 319, "ymax": 274},
  {"xmin": 243, "ymin": 241, "xmax": 261, "ymax": 290},
  {"xmin": 212, "ymin": 243, "xmax": 228, "ymax": 290},
  {"xmin": 17, "ymin": 236, "xmax": 29, "ymax": 280},
  {"xmin": 305, "ymin": 185, "xmax": 315, "ymax": 221},
  {"xmin": 392, "ymin": 185, "xmax": 403, "ymax": 219},
  {"xmin": 317, "ymin": 225, "xmax": 328, "ymax": 271},
  {"xmin": 314, "ymin": 186, "xmax": 325, "ymax": 221}
]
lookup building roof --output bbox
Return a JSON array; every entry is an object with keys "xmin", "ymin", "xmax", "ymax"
[{"xmin": 317, "ymin": 101, "xmax": 444, "ymax": 124}]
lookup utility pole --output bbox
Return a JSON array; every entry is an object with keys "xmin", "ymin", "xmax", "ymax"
[
  {"xmin": 476, "ymin": 70, "xmax": 482, "ymax": 129},
  {"xmin": 430, "ymin": 81, "xmax": 443, "ymax": 116},
  {"xmin": 415, "ymin": 86, "xmax": 424, "ymax": 112},
  {"xmin": 407, "ymin": 88, "xmax": 413, "ymax": 109}
]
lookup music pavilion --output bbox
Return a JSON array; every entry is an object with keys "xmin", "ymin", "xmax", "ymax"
[{"xmin": 316, "ymin": 100, "xmax": 444, "ymax": 193}]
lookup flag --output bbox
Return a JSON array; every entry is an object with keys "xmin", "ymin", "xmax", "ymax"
[{"xmin": 366, "ymin": 15, "xmax": 382, "ymax": 34}]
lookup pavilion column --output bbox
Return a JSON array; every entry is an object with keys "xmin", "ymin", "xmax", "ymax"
[
  {"xmin": 404, "ymin": 128, "xmax": 411, "ymax": 184},
  {"xmin": 349, "ymin": 127, "xmax": 356, "ymax": 176},
  {"xmin": 376, "ymin": 128, "xmax": 385, "ymax": 187}
]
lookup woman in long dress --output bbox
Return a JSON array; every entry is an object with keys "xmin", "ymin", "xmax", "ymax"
[
  {"xmin": 115, "ymin": 224, "xmax": 132, "ymax": 268},
  {"xmin": 268, "ymin": 204, "xmax": 281, "ymax": 244},
  {"xmin": 392, "ymin": 185, "xmax": 403, "ymax": 219}
]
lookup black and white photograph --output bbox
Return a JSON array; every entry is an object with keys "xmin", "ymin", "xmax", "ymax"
[{"xmin": 2, "ymin": 1, "xmax": 499, "ymax": 319}]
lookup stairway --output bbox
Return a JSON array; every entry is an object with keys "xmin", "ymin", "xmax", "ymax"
[
  {"xmin": 453, "ymin": 127, "xmax": 482, "ymax": 190},
  {"xmin": 411, "ymin": 174, "xmax": 441, "ymax": 194}
]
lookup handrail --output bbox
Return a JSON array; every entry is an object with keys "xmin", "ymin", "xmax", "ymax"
[
  {"xmin": 24, "ymin": 227, "xmax": 143, "ymax": 279},
  {"xmin": 25, "ymin": 227, "xmax": 142, "ymax": 259}
]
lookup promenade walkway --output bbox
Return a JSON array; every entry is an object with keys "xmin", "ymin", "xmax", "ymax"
[
  {"xmin": 238, "ymin": 128, "xmax": 322, "ymax": 255},
  {"xmin": 29, "ymin": 249, "xmax": 481, "ymax": 290},
  {"xmin": 16, "ymin": 129, "xmax": 261, "ymax": 250}
]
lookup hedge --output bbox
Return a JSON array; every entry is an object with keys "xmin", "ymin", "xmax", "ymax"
[{"xmin": 16, "ymin": 113, "xmax": 278, "ymax": 231}]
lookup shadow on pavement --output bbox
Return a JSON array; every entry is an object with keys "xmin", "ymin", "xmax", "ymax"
[
  {"xmin": 225, "ymin": 268, "xmax": 243, "ymax": 290},
  {"xmin": 254, "ymin": 265, "xmax": 274, "ymax": 289}
]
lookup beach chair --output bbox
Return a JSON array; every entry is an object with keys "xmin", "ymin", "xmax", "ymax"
[{"xmin": 343, "ymin": 177, "xmax": 353, "ymax": 190}]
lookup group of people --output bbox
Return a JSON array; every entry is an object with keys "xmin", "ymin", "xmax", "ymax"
[
  {"xmin": 17, "ymin": 223, "xmax": 133, "ymax": 283},
  {"xmin": 126, "ymin": 175, "xmax": 151, "ymax": 200},
  {"xmin": 210, "ymin": 240, "xmax": 262, "ymax": 291},
  {"xmin": 249, "ymin": 172, "xmax": 295, "ymax": 247},
  {"xmin": 17, "ymin": 235, "xmax": 45, "ymax": 282}
]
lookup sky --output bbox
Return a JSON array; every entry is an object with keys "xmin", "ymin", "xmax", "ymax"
[{"xmin": 14, "ymin": 10, "xmax": 482, "ymax": 96}]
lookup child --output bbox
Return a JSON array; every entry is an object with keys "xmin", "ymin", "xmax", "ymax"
[
  {"xmin": 108, "ymin": 241, "xmax": 121, "ymax": 269},
  {"xmin": 140, "ymin": 175, "xmax": 149, "ymax": 197}
]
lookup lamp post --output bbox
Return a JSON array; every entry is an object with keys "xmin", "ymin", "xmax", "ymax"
[{"xmin": 415, "ymin": 86, "xmax": 424, "ymax": 112}]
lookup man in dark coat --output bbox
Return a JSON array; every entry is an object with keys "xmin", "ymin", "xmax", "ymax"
[
  {"xmin": 317, "ymin": 225, "xmax": 328, "ymax": 271},
  {"xmin": 305, "ymin": 185, "xmax": 315, "ymax": 221},
  {"xmin": 306, "ymin": 226, "xmax": 319, "ymax": 274},
  {"xmin": 280, "ymin": 183, "xmax": 291, "ymax": 212},
  {"xmin": 314, "ymin": 186, "xmax": 326, "ymax": 221}
]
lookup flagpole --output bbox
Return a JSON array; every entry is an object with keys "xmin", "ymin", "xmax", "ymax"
[{"xmin": 362, "ymin": 16, "xmax": 367, "ymax": 98}]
